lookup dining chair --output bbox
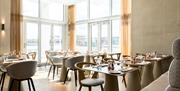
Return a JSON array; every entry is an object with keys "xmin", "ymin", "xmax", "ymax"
[
  {"xmin": 0, "ymin": 56, "xmax": 10, "ymax": 91},
  {"xmin": 27, "ymin": 52, "xmax": 36, "ymax": 60},
  {"xmin": 75, "ymin": 62, "xmax": 104, "ymax": 91},
  {"xmin": 126, "ymin": 69, "xmax": 141, "ymax": 91},
  {"xmin": 64, "ymin": 56, "xmax": 84, "ymax": 86},
  {"xmin": 6, "ymin": 61, "xmax": 37, "ymax": 91},
  {"xmin": 47, "ymin": 55, "xmax": 62, "ymax": 80},
  {"xmin": 110, "ymin": 53, "xmax": 121, "ymax": 61}
]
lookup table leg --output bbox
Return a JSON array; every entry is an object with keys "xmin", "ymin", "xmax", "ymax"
[
  {"xmin": 153, "ymin": 61, "xmax": 162, "ymax": 79},
  {"xmin": 59, "ymin": 59, "xmax": 68, "ymax": 82},
  {"xmin": 104, "ymin": 74, "xmax": 119, "ymax": 91}
]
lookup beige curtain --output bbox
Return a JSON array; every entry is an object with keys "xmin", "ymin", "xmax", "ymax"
[
  {"xmin": 121, "ymin": 0, "xmax": 131, "ymax": 55},
  {"xmin": 68, "ymin": 5, "xmax": 75, "ymax": 51},
  {"xmin": 10, "ymin": 0, "xmax": 21, "ymax": 52}
]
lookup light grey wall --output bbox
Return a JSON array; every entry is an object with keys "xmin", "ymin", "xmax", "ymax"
[
  {"xmin": 0, "ymin": 0, "xmax": 11, "ymax": 54},
  {"xmin": 131, "ymin": 0, "xmax": 180, "ymax": 55}
]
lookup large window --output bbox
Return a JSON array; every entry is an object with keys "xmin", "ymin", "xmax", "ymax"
[
  {"xmin": 40, "ymin": 0, "xmax": 64, "ymax": 21},
  {"xmin": 112, "ymin": 20, "xmax": 121, "ymax": 52},
  {"xmin": 75, "ymin": 1, "xmax": 88, "ymax": 21},
  {"xmin": 24, "ymin": 22, "xmax": 38, "ymax": 56},
  {"xmin": 22, "ymin": 0, "xmax": 39, "ymax": 17},
  {"xmin": 90, "ymin": 0, "xmax": 110, "ymax": 19},
  {"xmin": 75, "ymin": 24, "xmax": 88, "ymax": 52},
  {"xmin": 22, "ymin": 0, "xmax": 65, "ymax": 62},
  {"xmin": 112, "ymin": 0, "xmax": 122, "ymax": 15},
  {"xmin": 75, "ymin": 0, "xmax": 122, "ymax": 52}
]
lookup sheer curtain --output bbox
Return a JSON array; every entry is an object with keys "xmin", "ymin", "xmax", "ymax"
[
  {"xmin": 121, "ymin": 0, "xmax": 131, "ymax": 55},
  {"xmin": 68, "ymin": 5, "xmax": 75, "ymax": 51},
  {"xmin": 10, "ymin": 0, "xmax": 21, "ymax": 52}
]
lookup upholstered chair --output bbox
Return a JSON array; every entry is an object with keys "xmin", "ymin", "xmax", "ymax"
[
  {"xmin": 64, "ymin": 56, "xmax": 84, "ymax": 86},
  {"xmin": 75, "ymin": 62, "xmax": 104, "ymax": 91},
  {"xmin": 6, "ymin": 61, "xmax": 37, "ymax": 91},
  {"xmin": 166, "ymin": 38, "xmax": 180, "ymax": 91}
]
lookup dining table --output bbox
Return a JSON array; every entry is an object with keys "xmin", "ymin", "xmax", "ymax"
[
  {"xmin": 145, "ymin": 55, "xmax": 172, "ymax": 79},
  {"xmin": 82, "ymin": 62, "xmax": 136, "ymax": 91}
]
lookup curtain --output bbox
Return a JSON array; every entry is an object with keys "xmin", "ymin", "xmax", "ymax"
[
  {"xmin": 10, "ymin": 0, "xmax": 21, "ymax": 52},
  {"xmin": 121, "ymin": 0, "xmax": 131, "ymax": 55},
  {"xmin": 68, "ymin": 5, "xmax": 75, "ymax": 51}
]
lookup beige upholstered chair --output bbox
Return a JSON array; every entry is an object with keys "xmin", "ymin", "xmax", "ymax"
[
  {"xmin": 126, "ymin": 69, "xmax": 141, "ymax": 91},
  {"xmin": 26, "ymin": 52, "xmax": 36, "ymax": 60},
  {"xmin": 47, "ymin": 55, "xmax": 62, "ymax": 80},
  {"xmin": 64, "ymin": 56, "xmax": 84, "ymax": 86},
  {"xmin": 141, "ymin": 63, "xmax": 154, "ymax": 88},
  {"xmin": 75, "ymin": 62, "xmax": 104, "ymax": 91},
  {"xmin": 6, "ymin": 61, "xmax": 37, "ymax": 91},
  {"xmin": 166, "ymin": 38, "xmax": 180, "ymax": 91}
]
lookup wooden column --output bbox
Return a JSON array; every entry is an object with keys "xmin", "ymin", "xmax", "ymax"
[{"xmin": 68, "ymin": 5, "xmax": 75, "ymax": 51}]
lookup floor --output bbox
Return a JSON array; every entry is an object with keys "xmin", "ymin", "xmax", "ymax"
[{"xmin": 2, "ymin": 66, "xmax": 126, "ymax": 91}]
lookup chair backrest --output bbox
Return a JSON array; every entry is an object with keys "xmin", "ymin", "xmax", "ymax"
[
  {"xmin": 6, "ymin": 61, "xmax": 37, "ymax": 80},
  {"xmin": 166, "ymin": 38, "xmax": 180, "ymax": 91},
  {"xmin": 110, "ymin": 53, "xmax": 121, "ymax": 60},
  {"xmin": 27, "ymin": 52, "xmax": 36, "ymax": 60},
  {"xmin": 75, "ymin": 62, "xmax": 97, "ymax": 84},
  {"xmin": 65, "ymin": 56, "xmax": 84, "ymax": 69}
]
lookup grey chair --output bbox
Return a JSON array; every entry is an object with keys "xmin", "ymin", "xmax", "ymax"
[
  {"xmin": 47, "ymin": 55, "xmax": 62, "ymax": 80},
  {"xmin": 0, "ymin": 56, "xmax": 9, "ymax": 91},
  {"xmin": 6, "ymin": 61, "xmax": 37, "ymax": 91},
  {"xmin": 64, "ymin": 56, "xmax": 84, "ymax": 86},
  {"xmin": 141, "ymin": 63, "xmax": 154, "ymax": 88},
  {"xmin": 166, "ymin": 38, "xmax": 180, "ymax": 91},
  {"xmin": 75, "ymin": 62, "xmax": 104, "ymax": 91},
  {"xmin": 126, "ymin": 69, "xmax": 141, "ymax": 91}
]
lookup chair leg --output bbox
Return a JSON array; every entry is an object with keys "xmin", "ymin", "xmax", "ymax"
[
  {"xmin": 9, "ymin": 79, "xmax": 14, "ymax": 91},
  {"xmin": 56, "ymin": 66, "xmax": 58, "ymax": 75},
  {"xmin": 45, "ymin": 60, "xmax": 48, "ymax": 68},
  {"xmin": 64, "ymin": 69, "xmax": 69, "ymax": 84},
  {"xmin": 79, "ymin": 85, "xmax": 82, "ymax": 91},
  {"xmin": 74, "ymin": 70, "xmax": 77, "ymax": 86},
  {"xmin": 27, "ymin": 79, "xmax": 31, "ymax": 91},
  {"xmin": 100, "ymin": 84, "xmax": 104, "ymax": 91},
  {"xmin": 122, "ymin": 74, "xmax": 127, "ymax": 88},
  {"xmin": 1, "ymin": 72, "xmax": 6, "ymax": 91},
  {"xmin": 30, "ymin": 78, "xmax": 36, "ymax": 91},
  {"xmin": 18, "ymin": 80, "xmax": 21, "ymax": 91},
  {"xmin": 53, "ymin": 66, "xmax": 56, "ymax": 80},
  {"xmin": 88, "ymin": 86, "xmax": 91, "ymax": 91},
  {"xmin": 48, "ymin": 65, "xmax": 52, "ymax": 77}
]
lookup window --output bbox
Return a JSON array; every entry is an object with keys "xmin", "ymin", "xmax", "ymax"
[
  {"xmin": 112, "ymin": 0, "xmax": 121, "ymax": 15},
  {"xmin": 100, "ymin": 22, "xmax": 109, "ymax": 51},
  {"xmin": 41, "ymin": 24, "xmax": 51, "ymax": 59},
  {"xmin": 75, "ymin": 0, "xmax": 122, "ymax": 52},
  {"xmin": 40, "ymin": 0, "xmax": 64, "ymax": 21},
  {"xmin": 75, "ymin": 1, "xmax": 88, "ymax": 21},
  {"xmin": 22, "ymin": 0, "xmax": 39, "ymax": 17},
  {"xmin": 75, "ymin": 24, "xmax": 88, "ymax": 52},
  {"xmin": 53, "ymin": 25, "xmax": 62, "ymax": 51},
  {"xmin": 22, "ymin": 0, "xmax": 65, "ymax": 63},
  {"xmin": 91, "ymin": 23, "xmax": 99, "ymax": 51},
  {"xmin": 90, "ymin": 0, "xmax": 110, "ymax": 19},
  {"xmin": 112, "ymin": 20, "xmax": 121, "ymax": 52},
  {"xmin": 25, "ymin": 22, "xmax": 38, "ymax": 54}
]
